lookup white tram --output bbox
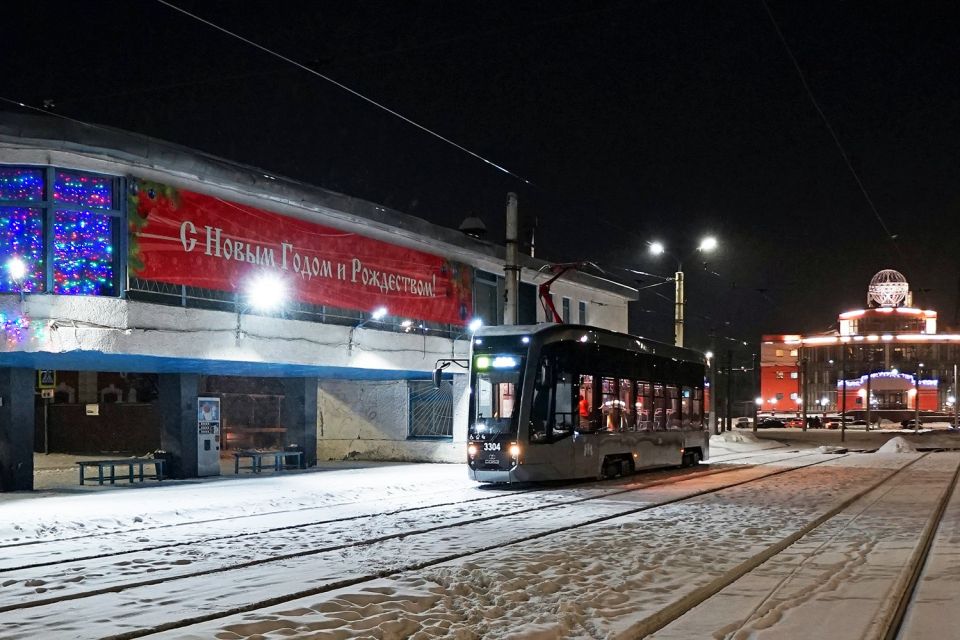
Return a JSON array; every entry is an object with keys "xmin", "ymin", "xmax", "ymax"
[{"xmin": 466, "ymin": 324, "xmax": 709, "ymax": 483}]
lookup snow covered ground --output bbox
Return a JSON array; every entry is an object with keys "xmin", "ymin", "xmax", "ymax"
[{"xmin": 1, "ymin": 434, "xmax": 958, "ymax": 639}]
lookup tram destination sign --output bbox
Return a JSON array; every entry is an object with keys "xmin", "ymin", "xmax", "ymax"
[{"xmin": 128, "ymin": 179, "xmax": 473, "ymax": 325}]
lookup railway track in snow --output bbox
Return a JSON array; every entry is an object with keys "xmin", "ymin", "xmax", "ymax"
[
  {"xmin": 642, "ymin": 451, "xmax": 960, "ymax": 640},
  {"xmin": 0, "ymin": 447, "xmax": 806, "ymax": 572},
  {"xmin": 0, "ymin": 449, "xmax": 834, "ymax": 639}
]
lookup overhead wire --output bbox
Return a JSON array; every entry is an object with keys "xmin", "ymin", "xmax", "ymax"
[
  {"xmin": 154, "ymin": 0, "xmax": 531, "ymax": 186},
  {"xmin": 760, "ymin": 1, "xmax": 906, "ymax": 258}
]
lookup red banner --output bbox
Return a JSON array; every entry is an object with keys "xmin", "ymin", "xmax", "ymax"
[{"xmin": 127, "ymin": 180, "xmax": 473, "ymax": 325}]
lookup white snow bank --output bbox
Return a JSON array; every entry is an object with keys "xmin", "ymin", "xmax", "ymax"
[
  {"xmin": 714, "ymin": 431, "xmax": 761, "ymax": 444},
  {"xmin": 877, "ymin": 437, "xmax": 917, "ymax": 453}
]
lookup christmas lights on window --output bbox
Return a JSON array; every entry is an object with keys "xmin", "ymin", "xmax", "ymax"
[
  {"xmin": 0, "ymin": 167, "xmax": 44, "ymax": 201},
  {"xmin": 53, "ymin": 210, "xmax": 115, "ymax": 295},
  {"xmin": 54, "ymin": 170, "xmax": 113, "ymax": 209},
  {"xmin": 0, "ymin": 206, "xmax": 44, "ymax": 293}
]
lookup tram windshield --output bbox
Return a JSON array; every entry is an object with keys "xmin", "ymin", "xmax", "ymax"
[{"xmin": 470, "ymin": 355, "xmax": 523, "ymax": 438}]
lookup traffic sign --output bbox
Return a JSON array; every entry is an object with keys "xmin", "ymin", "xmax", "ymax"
[{"xmin": 37, "ymin": 370, "xmax": 56, "ymax": 389}]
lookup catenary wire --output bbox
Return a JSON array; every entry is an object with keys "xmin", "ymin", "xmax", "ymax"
[{"xmin": 154, "ymin": 0, "xmax": 531, "ymax": 186}]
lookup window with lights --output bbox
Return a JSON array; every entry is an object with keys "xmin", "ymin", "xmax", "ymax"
[{"xmin": 0, "ymin": 166, "xmax": 122, "ymax": 296}]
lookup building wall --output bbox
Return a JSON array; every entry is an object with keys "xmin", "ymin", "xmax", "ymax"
[
  {"xmin": 759, "ymin": 363, "xmax": 800, "ymax": 412},
  {"xmin": 317, "ymin": 377, "xmax": 468, "ymax": 463}
]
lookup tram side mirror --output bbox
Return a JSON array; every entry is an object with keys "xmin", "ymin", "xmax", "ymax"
[{"xmin": 433, "ymin": 367, "xmax": 443, "ymax": 389}]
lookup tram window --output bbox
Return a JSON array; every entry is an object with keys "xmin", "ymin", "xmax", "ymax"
[
  {"xmin": 529, "ymin": 356, "xmax": 575, "ymax": 444},
  {"xmin": 529, "ymin": 357, "xmax": 552, "ymax": 442},
  {"xmin": 620, "ymin": 379, "xmax": 633, "ymax": 430},
  {"xmin": 601, "ymin": 376, "xmax": 623, "ymax": 432},
  {"xmin": 636, "ymin": 381, "xmax": 652, "ymax": 431},
  {"xmin": 691, "ymin": 388, "xmax": 703, "ymax": 429},
  {"xmin": 666, "ymin": 385, "xmax": 681, "ymax": 430},
  {"xmin": 653, "ymin": 384, "xmax": 666, "ymax": 431},
  {"xmin": 681, "ymin": 387, "xmax": 693, "ymax": 430},
  {"xmin": 552, "ymin": 370, "xmax": 575, "ymax": 440},
  {"xmin": 474, "ymin": 368, "xmax": 520, "ymax": 436},
  {"xmin": 577, "ymin": 374, "xmax": 597, "ymax": 432}
]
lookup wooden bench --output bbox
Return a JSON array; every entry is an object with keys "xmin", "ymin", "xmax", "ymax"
[
  {"xmin": 78, "ymin": 458, "xmax": 166, "ymax": 485},
  {"xmin": 233, "ymin": 449, "xmax": 303, "ymax": 474}
]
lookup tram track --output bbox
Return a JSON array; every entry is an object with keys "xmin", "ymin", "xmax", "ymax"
[
  {"xmin": 0, "ymin": 448, "xmax": 809, "ymax": 573},
  {"xmin": 0, "ymin": 450, "xmax": 837, "ymax": 639},
  {"xmin": 639, "ymin": 452, "xmax": 960, "ymax": 640}
]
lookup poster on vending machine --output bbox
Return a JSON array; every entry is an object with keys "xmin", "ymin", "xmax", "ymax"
[{"xmin": 198, "ymin": 398, "xmax": 221, "ymax": 425}]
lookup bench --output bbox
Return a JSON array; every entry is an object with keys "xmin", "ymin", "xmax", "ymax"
[
  {"xmin": 78, "ymin": 458, "xmax": 166, "ymax": 485},
  {"xmin": 233, "ymin": 449, "xmax": 303, "ymax": 474}
]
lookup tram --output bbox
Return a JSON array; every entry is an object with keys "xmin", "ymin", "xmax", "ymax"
[{"xmin": 465, "ymin": 324, "xmax": 709, "ymax": 483}]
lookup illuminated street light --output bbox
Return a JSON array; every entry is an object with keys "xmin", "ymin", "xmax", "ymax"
[
  {"xmin": 349, "ymin": 306, "xmax": 390, "ymax": 353},
  {"xmin": 6, "ymin": 256, "xmax": 27, "ymax": 302},
  {"xmin": 246, "ymin": 273, "xmax": 287, "ymax": 311},
  {"xmin": 236, "ymin": 272, "xmax": 288, "ymax": 339},
  {"xmin": 755, "ymin": 397, "xmax": 763, "ymax": 406},
  {"xmin": 647, "ymin": 236, "xmax": 719, "ymax": 348}
]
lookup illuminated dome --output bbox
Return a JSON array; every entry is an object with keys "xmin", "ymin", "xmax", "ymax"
[{"xmin": 867, "ymin": 269, "xmax": 909, "ymax": 307}]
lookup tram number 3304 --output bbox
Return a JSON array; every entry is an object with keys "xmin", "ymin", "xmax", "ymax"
[{"xmin": 483, "ymin": 442, "xmax": 501, "ymax": 451}]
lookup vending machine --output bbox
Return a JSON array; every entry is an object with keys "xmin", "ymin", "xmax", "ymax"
[{"xmin": 197, "ymin": 397, "xmax": 221, "ymax": 476}]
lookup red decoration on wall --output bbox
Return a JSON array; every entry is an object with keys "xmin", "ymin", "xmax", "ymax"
[{"xmin": 128, "ymin": 180, "xmax": 472, "ymax": 325}]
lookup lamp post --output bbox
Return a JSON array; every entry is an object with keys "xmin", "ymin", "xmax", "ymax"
[
  {"xmin": 451, "ymin": 317, "xmax": 483, "ymax": 358},
  {"xmin": 914, "ymin": 362, "xmax": 924, "ymax": 432},
  {"xmin": 648, "ymin": 236, "xmax": 718, "ymax": 348},
  {"xmin": 348, "ymin": 306, "xmax": 388, "ymax": 353}
]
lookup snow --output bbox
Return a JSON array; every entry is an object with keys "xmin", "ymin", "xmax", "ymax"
[
  {"xmin": 877, "ymin": 436, "xmax": 918, "ymax": 453},
  {"xmin": 1, "ymin": 435, "xmax": 958, "ymax": 639}
]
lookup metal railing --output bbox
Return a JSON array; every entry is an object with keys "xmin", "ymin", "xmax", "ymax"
[{"xmin": 126, "ymin": 277, "xmax": 460, "ymax": 338}]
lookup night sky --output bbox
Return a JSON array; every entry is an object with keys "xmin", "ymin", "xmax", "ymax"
[{"xmin": 5, "ymin": 1, "xmax": 959, "ymax": 356}]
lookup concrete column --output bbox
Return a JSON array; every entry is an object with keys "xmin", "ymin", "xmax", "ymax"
[
  {"xmin": 281, "ymin": 377, "xmax": 318, "ymax": 467},
  {"xmin": 0, "ymin": 368, "xmax": 35, "ymax": 491},
  {"xmin": 158, "ymin": 373, "xmax": 200, "ymax": 479}
]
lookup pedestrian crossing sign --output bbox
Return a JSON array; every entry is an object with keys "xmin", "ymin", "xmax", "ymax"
[{"xmin": 38, "ymin": 370, "xmax": 56, "ymax": 389}]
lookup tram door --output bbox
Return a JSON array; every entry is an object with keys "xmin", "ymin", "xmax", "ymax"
[{"xmin": 572, "ymin": 374, "xmax": 600, "ymax": 476}]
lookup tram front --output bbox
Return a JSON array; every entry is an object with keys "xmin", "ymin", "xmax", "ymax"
[{"xmin": 467, "ymin": 341, "xmax": 527, "ymax": 483}]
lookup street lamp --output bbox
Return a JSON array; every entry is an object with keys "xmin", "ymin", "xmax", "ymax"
[
  {"xmin": 648, "ymin": 236, "xmax": 718, "ymax": 348},
  {"xmin": 450, "ymin": 317, "xmax": 483, "ymax": 357},
  {"xmin": 348, "ymin": 306, "xmax": 389, "ymax": 353},
  {"xmin": 236, "ymin": 272, "xmax": 287, "ymax": 339}
]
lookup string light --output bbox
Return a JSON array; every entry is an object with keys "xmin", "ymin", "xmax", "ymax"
[
  {"xmin": 53, "ymin": 170, "xmax": 112, "ymax": 209},
  {"xmin": 53, "ymin": 210, "xmax": 114, "ymax": 295},
  {"xmin": 0, "ymin": 207, "xmax": 44, "ymax": 292},
  {"xmin": 0, "ymin": 311, "xmax": 30, "ymax": 345},
  {"xmin": 0, "ymin": 167, "xmax": 44, "ymax": 201}
]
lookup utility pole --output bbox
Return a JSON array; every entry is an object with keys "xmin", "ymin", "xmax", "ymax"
[
  {"xmin": 725, "ymin": 350, "xmax": 733, "ymax": 432},
  {"xmin": 503, "ymin": 193, "xmax": 520, "ymax": 325},
  {"xmin": 752, "ymin": 351, "xmax": 759, "ymax": 435},
  {"xmin": 674, "ymin": 271, "xmax": 685, "ymax": 348},
  {"xmin": 801, "ymin": 351, "xmax": 808, "ymax": 432},
  {"xmin": 840, "ymin": 343, "xmax": 847, "ymax": 443}
]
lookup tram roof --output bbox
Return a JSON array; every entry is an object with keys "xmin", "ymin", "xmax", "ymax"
[{"xmin": 474, "ymin": 323, "xmax": 705, "ymax": 365}]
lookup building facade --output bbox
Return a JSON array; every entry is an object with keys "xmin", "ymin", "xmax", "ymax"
[
  {"xmin": 0, "ymin": 114, "xmax": 636, "ymax": 490},
  {"xmin": 760, "ymin": 270, "xmax": 959, "ymax": 420}
]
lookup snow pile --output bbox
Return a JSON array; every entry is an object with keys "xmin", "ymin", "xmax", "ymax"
[
  {"xmin": 817, "ymin": 445, "xmax": 848, "ymax": 454},
  {"xmin": 714, "ymin": 431, "xmax": 761, "ymax": 444},
  {"xmin": 877, "ymin": 437, "xmax": 917, "ymax": 453}
]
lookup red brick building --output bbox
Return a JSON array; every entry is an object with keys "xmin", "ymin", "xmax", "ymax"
[{"xmin": 760, "ymin": 270, "xmax": 958, "ymax": 420}]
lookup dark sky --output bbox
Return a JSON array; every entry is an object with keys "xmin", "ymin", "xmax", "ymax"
[{"xmin": 5, "ymin": 1, "xmax": 960, "ymax": 354}]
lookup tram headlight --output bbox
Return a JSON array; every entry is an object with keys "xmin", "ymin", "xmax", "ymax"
[
  {"xmin": 467, "ymin": 444, "xmax": 478, "ymax": 458},
  {"xmin": 509, "ymin": 443, "xmax": 521, "ymax": 458}
]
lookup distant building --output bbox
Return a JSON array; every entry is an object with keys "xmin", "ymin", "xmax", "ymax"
[{"xmin": 761, "ymin": 270, "xmax": 959, "ymax": 417}]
